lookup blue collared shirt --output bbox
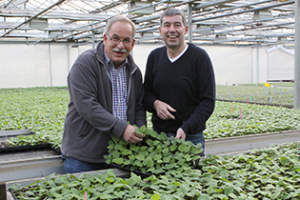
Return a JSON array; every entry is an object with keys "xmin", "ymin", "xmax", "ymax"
[{"xmin": 104, "ymin": 52, "xmax": 128, "ymax": 122}]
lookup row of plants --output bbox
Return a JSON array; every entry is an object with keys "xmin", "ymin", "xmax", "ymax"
[
  {"xmin": 0, "ymin": 87, "xmax": 68, "ymax": 149},
  {"xmin": 204, "ymin": 101, "xmax": 300, "ymax": 139},
  {"xmin": 216, "ymin": 85, "xmax": 294, "ymax": 106},
  {"xmin": 1, "ymin": 87, "xmax": 300, "ymax": 148},
  {"xmin": 10, "ymin": 134, "xmax": 300, "ymax": 200},
  {"xmin": 0, "ymin": 86, "xmax": 300, "ymax": 148}
]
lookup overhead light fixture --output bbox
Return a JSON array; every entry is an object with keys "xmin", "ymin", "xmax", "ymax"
[
  {"xmin": 277, "ymin": 37, "xmax": 288, "ymax": 43},
  {"xmin": 253, "ymin": 10, "xmax": 272, "ymax": 20},
  {"xmin": 140, "ymin": 32, "xmax": 153, "ymax": 39},
  {"xmin": 29, "ymin": 19, "xmax": 48, "ymax": 29},
  {"xmin": 71, "ymin": 41, "xmax": 79, "ymax": 48},
  {"xmin": 195, "ymin": 25, "xmax": 213, "ymax": 34},
  {"xmin": 215, "ymin": 34, "xmax": 227, "ymax": 40},
  {"xmin": 130, "ymin": 1, "xmax": 154, "ymax": 15}
]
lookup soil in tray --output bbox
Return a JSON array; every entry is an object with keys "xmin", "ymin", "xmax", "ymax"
[{"xmin": 0, "ymin": 142, "xmax": 61, "ymax": 155}]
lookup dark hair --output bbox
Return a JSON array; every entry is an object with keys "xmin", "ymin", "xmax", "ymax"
[
  {"xmin": 105, "ymin": 15, "xmax": 136, "ymax": 38},
  {"xmin": 160, "ymin": 8, "xmax": 187, "ymax": 26}
]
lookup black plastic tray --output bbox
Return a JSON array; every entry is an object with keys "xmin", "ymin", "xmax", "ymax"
[
  {"xmin": 0, "ymin": 143, "xmax": 61, "ymax": 155},
  {"xmin": 8, "ymin": 188, "xmax": 19, "ymax": 200},
  {"xmin": 107, "ymin": 163, "xmax": 152, "ymax": 179},
  {"xmin": 106, "ymin": 157, "xmax": 200, "ymax": 179}
]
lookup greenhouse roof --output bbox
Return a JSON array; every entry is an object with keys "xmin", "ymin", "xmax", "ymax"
[{"xmin": 0, "ymin": 0, "xmax": 296, "ymax": 47}]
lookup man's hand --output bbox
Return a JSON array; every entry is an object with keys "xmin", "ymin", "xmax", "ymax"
[
  {"xmin": 175, "ymin": 128, "xmax": 186, "ymax": 140},
  {"xmin": 122, "ymin": 124, "xmax": 144, "ymax": 143},
  {"xmin": 154, "ymin": 100, "xmax": 176, "ymax": 120}
]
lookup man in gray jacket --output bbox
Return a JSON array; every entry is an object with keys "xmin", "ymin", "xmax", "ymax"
[{"xmin": 61, "ymin": 15, "xmax": 146, "ymax": 173}]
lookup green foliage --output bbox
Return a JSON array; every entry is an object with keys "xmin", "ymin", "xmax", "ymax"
[
  {"xmin": 105, "ymin": 126, "xmax": 203, "ymax": 176},
  {"xmin": 204, "ymin": 101, "xmax": 300, "ymax": 139},
  {"xmin": 1, "ymin": 87, "xmax": 68, "ymax": 148},
  {"xmin": 216, "ymin": 85, "xmax": 294, "ymax": 106},
  {"xmin": 11, "ymin": 143, "xmax": 300, "ymax": 200},
  {"xmin": 3, "ymin": 87, "xmax": 300, "ymax": 199},
  {"xmin": 1, "ymin": 87, "xmax": 300, "ymax": 149}
]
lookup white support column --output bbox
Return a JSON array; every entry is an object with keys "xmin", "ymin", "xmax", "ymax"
[
  {"xmin": 257, "ymin": 47, "xmax": 260, "ymax": 84},
  {"xmin": 294, "ymin": 0, "xmax": 300, "ymax": 108},
  {"xmin": 67, "ymin": 44, "xmax": 70, "ymax": 72},
  {"xmin": 188, "ymin": 3, "xmax": 193, "ymax": 43},
  {"xmin": 92, "ymin": 31, "xmax": 95, "ymax": 49},
  {"xmin": 48, "ymin": 43, "xmax": 53, "ymax": 87}
]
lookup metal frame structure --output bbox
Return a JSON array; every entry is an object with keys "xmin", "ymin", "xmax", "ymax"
[
  {"xmin": 1, "ymin": 0, "xmax": 299, "ymax": 108},
  {"xmin": 0, "ymin": 0, "xmax": 296, "ymax": 47}
]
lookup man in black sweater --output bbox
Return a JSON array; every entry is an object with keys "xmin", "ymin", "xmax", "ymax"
[{"xmin": 143, "ymin": 8, "xmax": 215, "ymax": 154}]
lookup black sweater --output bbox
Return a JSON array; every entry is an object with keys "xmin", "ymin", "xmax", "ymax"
[{"xmin": 143, "ymin": 43, "xmax": 215, "ymax": 135}]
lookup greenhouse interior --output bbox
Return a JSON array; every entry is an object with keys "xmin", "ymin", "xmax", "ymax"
[{"xmin": 1, "ymin": 0, "xmax": 300, "ymax": 199}]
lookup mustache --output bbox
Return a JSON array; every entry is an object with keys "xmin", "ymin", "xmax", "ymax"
[{"xmin": 112, "ymin": 48, "xmax": 127, "ymax": 53}]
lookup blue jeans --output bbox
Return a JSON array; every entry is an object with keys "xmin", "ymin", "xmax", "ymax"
[
  {"xmin": 164, "ymin": 132, "xmax": 205, "ymax": 156},
  {"xmin": 61, "ymin": 154, "xmax": 109, "ymax": 174}
]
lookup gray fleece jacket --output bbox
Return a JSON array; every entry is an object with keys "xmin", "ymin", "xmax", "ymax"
[{"xmin": 61, "ymin": 41, "xmax": 146, "ymax": 163}]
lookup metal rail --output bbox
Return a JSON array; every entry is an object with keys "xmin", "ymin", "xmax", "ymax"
[
  {"xmin": 206, "ymin": 130, "xmax": 300, "ymax": 155},
  {"xmin": 0, "ymin": 0, "xmax": 66, "ymax": 38},
  {"xmin": 1, "ymin": 153, "xmax": 63, "ymax": 200},
  {"xmin": 0, "ymin": 130, "xmax": 32, "ymax": 138},
  {"xmin": 0, "ymin": 154, "xmax": 64, "ymax": 184}
]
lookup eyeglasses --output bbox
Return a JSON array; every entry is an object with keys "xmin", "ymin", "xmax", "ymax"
[{"xmin": 107, "ymin": 34, "xmax": 133, "ymax": 46}]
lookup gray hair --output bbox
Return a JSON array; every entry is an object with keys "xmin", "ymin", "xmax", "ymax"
[
  {"xmin": 160, "ymin": 8, "xmax": 187, "ymax": 26},
  {"xmin": 105, "ymin": 15, "xmax": 136, "ymax": 38}
]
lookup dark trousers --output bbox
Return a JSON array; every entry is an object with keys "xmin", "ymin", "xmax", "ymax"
[{"xmin": 61, "ymin": 154, "xmax": 109, "ymax": 174}]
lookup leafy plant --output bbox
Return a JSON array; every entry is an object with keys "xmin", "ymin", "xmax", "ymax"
[
  {"xmin": 1, "ymin": 87, "xmax": 300, "ymax": 151},
  {"xmin": 105, "ymin": 126, "xmax": 203, "ymax": 176},
  {"xmin": 10, "ymin": 143, "xmax": 300, "ymax": 200}
]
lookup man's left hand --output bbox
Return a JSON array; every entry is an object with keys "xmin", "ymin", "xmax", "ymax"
[{"xmin": 175, "ymin": 128, "xmax": 186, "ymax": 140}]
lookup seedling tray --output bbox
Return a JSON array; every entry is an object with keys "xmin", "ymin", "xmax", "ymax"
[
  {"xmin": 105, "ymin": 126, "xmax": 203, "ymax": 178},
  {"xmin": 107, "ymin": 163, "xmax": 152, "ymax": 178},
  {"xmin": 107, "ymin": 157, "xmax": 200, "ymax": 179},
  {"xmin": 8, "ymin": 188, "xmax": 19, "ymax": 200},
  {"xmin": 7, "ymin": 168, "xmax": 130, "ymax": 200},
  {"xmin": 0, "ymin": 143, "xmax": 61, "ymax": 155}
]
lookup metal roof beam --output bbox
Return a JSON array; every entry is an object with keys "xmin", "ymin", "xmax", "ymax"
[
  {"xmin": 90, "ymin": 1, "xmax": 122, "ymax": 13},
  {"xmin": 5, "ymin": 0, "xmax": 28, "ymax": 8},
  {"xmin": 0, "ymin": 8, "xmax": 111, "ymax": 20},
  {"xmin": 0, "ymin": 0, "xmax": 66, "ymax": 38},
  {"xmin": 29, "ymin": 0, "xmax": 175, "ymax": 44},
  {"xmin": 4, "ymin": 0, "xmax": 14, "ymax": 8},
  {"xmin": 0, "ymin": 22, "xmax": 93, "ymax": 31},
  {"xmin": 193, "ymin": 0, "xmax": 238, "ymax": 11},
  {"xmin": 193, "ymin": 1, "xmax": 295, "ymax": 23},
  {"xmin": 193, "ymin": 0, "xmax": 274, "ymax": 18},
  {"xmin": 194, "ymin": 14, "xmax": 294, "ymax": 34}
]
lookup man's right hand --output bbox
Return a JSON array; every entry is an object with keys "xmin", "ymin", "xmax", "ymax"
[
  {"xmin": 122, "ymin": 124, "xmax": 144, "ymax": 143},
  {"xmin": 154, "ymin": 100, "xmax": 176, "ymax": 120}
]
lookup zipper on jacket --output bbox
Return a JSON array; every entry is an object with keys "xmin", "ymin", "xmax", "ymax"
[
  {"xmin": 127, "ymin": 66, "xmax": 137, "ymax": 103},
  {"xmin": 99, "ymin": 59, "xmax": 114, "ymax": 112}
]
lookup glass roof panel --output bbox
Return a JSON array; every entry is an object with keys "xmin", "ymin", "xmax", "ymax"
[{"xmin": 0, "ymin": 0, "xmax": 296, "ymax": 47}]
